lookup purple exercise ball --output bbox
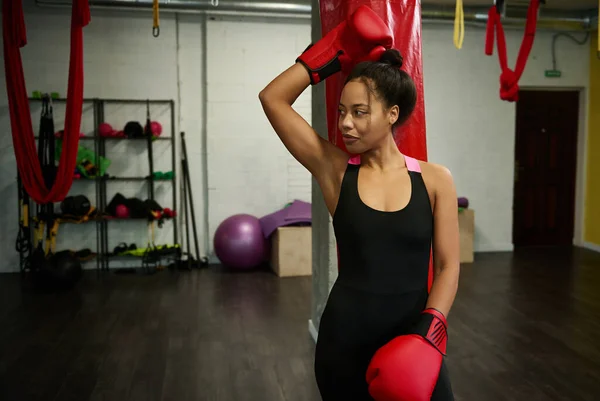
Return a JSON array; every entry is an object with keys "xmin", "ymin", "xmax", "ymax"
[{"xmin": 213, "ymin": 214, "xmax": 267, "ymax": 270}]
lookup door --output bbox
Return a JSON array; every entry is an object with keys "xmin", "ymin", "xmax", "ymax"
[{"xmin": 513, "ymin": 90, "xmax": 579, "ymax": 248}]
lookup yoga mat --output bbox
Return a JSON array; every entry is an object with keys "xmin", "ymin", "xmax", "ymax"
[{"xmin": 320, "ymin": 0, "xmax": 427, "ymax": 162}]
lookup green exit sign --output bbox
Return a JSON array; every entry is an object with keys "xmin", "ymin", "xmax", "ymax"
[{"xmin": 545, "ymin": 70, "xmax": 562, "ymax": 78}]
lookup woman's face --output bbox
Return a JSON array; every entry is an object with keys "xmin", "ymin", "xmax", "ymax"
[{"xmin": 338, "ymin": 79, "xmax": 398, "ymax": 153}]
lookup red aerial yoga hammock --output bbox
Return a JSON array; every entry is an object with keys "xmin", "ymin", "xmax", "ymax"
[
  {"xmin": 485, "ymin": 0, "xmax": 542, "ymax": 102},
  {"xmin": 3, "ymin": 0, "xmax": 90, "ymax": 204}
]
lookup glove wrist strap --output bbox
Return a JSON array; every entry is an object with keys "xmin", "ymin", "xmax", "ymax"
[
  {"xmin": 411, "ymin": 308, "xmax": 448, "ymax": 356},
  {"xmin": 296, "ymin": 43, "xmax": 343, "ymax": 85}
]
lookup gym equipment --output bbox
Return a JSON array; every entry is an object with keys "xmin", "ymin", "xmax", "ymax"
[
  {"xmin": 319, "ymin": 1, "xmax": 427, "ymax": 162},
  {"xmin": 16, "ymin": 174, "xmax": 32, "ymax": 272},
  {"xmin": 60, "ymin": 194, "xmax": 91, "ymax": 217},
  {"xmin": 3, "ymin": 0, "xmax": 90, "ymax": 204},
  {"xmin": 162, "ymin": 208, "xmax": 176, "ymax": 218},
  {"xmin": 146, "ymin": 121, "xmax": 162, "ymax": 137},
  {"xmin": 458, "ymin": 197, "xmax": 469, "ymax": 209},
  {"xmin": 26, "ymin": 196, "xmax": 82, "ymax": 292},
  {"xmin": 14, "ymin": 98, "xmax": 178, "ymax": 273},
  {"xmin": 259, "ymin": 199, "xmax": 312, "ymax": 238},
  {"xmin": 297, "ymin": 5, "xmax": 392, "ymax": 85},
  {"xmin": 485, "ymin": 0, "xmax": 542, "ymax": 102},
  {"xmin": 54, "ymin": 140, "xmax": 111, "ymax": 178},
  {"xmin": 366, "ymin": 309, "xmax": 448, "ymax": 401},
  {"xmin": 55, "ymin": 130, "xmax": 85, "ymax": 138},
  {"xmin": 454, "ymin": 0, "xmax": 464, "ymax": 49},
  {"xmin": 213, "ymin": 214, "xmax": 267, "ymax": 270},
  {"xmin": 32, "ymin": 91, "xmax": 60, "ymax": 99},
  {"xmin": 98, "ymin": 122, "xmax": 118, "ymax": 137},
  {"xmin": 181, "ymin": 131, "xmax": 203, "ymax": 268},
  {"xmin": 37, "ymin": 95, "xmax": 58, "ymax": 192},
  {"xmin": 124, "ymin": 121, "xmax": 144, "ymax": 138},
  {"xmin": 115, "ymin": 204, "xmax": 129, "ymax": 218},
  {"xmin": 153, "ymin": 0, "xmax": 160, "ymax": 37}
]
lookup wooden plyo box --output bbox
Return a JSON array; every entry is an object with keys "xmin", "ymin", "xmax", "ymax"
[
  {"xmin": 459, "ymin": 209, "xmax": 475, "ymax": 264},
  {"xmin": 271, "ymin": 226, "xmax": 312, "ymax": 277}
]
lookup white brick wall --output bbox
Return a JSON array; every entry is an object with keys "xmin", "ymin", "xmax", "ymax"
[
  {"xmin": 0, "ymin": 2, "xmax": 591, "ymax": 272},
  {"xmin": 205, "ymin": 17, "xmax": 312, "ymax": 254}
]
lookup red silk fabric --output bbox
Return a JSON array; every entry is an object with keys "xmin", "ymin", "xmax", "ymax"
[
  {"xmin": 3, "ymin": 0, "xmax": 90, "ymax": 204},
  {"xmin": 485, "ymin": 0, "xmax": 541, "ymax": 102}
]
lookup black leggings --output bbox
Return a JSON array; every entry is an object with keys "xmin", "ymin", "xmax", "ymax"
[{"xmin": 314, "ymin": 283, "xmax": 454, "ymax": 401}]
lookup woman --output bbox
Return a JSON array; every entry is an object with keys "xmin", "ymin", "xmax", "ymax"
[{"xmin": 259, "ymin": 7, "xmax": 459, "ymax": 400}]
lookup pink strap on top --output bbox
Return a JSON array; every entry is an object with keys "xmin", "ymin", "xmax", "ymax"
[
  {"xmin": 404, "ymin": 155, "xmax": 421, "ymax": 173},
  {"xmin": 348, "ymin": 154, "xmax": 421, "ymax": 172}
]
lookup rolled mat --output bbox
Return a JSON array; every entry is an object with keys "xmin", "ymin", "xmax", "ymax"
[
  {"xmin": 320, "ymin": 0, "xmax": 427, "ymax": 162},
  {"xmin": 319, "ymin": 1, "xmax": 432, "ymax": 290}
]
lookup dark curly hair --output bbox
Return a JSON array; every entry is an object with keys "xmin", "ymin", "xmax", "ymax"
[{"xmin": 345, "ymin": 48, "xmax": 417, "ymax": 131}]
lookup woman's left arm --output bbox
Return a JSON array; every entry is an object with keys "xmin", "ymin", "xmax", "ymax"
[{"xmin": 425, "ymin": 165, "xmax": 461, "ymax": 318}]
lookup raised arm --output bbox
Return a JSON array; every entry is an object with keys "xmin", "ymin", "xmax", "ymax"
[
  {"xmin": 258, "ymin": 64, "xmax": 347, "ymax": 180},
  {"xmin": 259, "ymin": 5, "xmax": 394, "ymax": 186}
]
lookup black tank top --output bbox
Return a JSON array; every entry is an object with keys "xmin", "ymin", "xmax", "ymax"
[{"xmin": 332, "ymin": 155, "xmax": 433, "ymax": 294}]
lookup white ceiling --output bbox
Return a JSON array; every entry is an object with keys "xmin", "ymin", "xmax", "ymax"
[{"xmin": 423, "ymin": 0, "xmax": 598, "ymax": 10}]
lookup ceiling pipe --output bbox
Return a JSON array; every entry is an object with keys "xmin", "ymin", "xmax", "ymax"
[{"xmin": 35, "ymin": 0, "xmax": 595, "ymax": 30}]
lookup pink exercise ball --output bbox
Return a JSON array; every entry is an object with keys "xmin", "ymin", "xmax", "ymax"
[
  {"xmin": 115, "ymin": 204, "xmax": 129, "ymax": 218},
  {"xmin": 147, "ymin": 121, "xmax": 162, "ymax": 137}
]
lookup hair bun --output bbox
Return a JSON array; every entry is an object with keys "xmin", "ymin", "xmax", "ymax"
[{"xmin": 379, "ymin": 49, "xmax": 403, "ymax": 68}]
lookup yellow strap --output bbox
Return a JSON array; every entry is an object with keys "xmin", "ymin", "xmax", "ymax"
[
  {"xmin": 454, "ymin": 0, "xmax": 464, "ymax": 49},
  {"xmin": 45, "ymin": 220, "xmax": 59, "ymax": 255},
  {"xmin": 22, "ymin": 202, "xmax": 29, "ymax": 228},
  {"xmin": 153, "ymin": 0, "xmax": 160, "ymax": 37},
  {"xmin": 34, "ymin": 219, "xmax": 45, "ymax": 245}
]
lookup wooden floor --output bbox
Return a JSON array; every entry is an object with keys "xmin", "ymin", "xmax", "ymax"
[{"xmin": 1, "ymin": 247, "xmax": 599, "ymax": 401}]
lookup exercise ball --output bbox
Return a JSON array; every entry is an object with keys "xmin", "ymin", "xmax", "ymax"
[
  {"xmin": 115, "ymin": 204, "xmax": 129, "ymax": 218},
  {"xmin": 148, "ymin": 121, "xmax": 163, "ymax": 137},
  {"xmin": 213, "ymin": 214, "xmax": 267, "ymax": 270}
]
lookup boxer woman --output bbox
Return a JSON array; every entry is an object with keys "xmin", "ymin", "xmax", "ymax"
[{"xmin": 259, "ymin": 6, "xmax": 459, "ymax": 401}]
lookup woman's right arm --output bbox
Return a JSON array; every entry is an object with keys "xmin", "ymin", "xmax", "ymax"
[{"xmin": 258, "ymin": 63, "xmax": 349, "ymax": 186}]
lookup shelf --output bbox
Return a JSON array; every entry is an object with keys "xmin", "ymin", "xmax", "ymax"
[
  {"xmin": 109, "ymin": 248, "xmax": 181, "ymax": 259},
  {"xmin": 106, "ymin": 217, "xmax": 175, "ymax": 223},
  {"xmin": 102, "ymin": 176, "xmax": 175, "ymax": 182},
  {"xmin": 58, "ymin": 215, "xmax": 175, "ymax": 223},
  {"xmin": 104, "ymin": 177, "xmax": 148, "ymax": 182},
  {"xmin": 101, "ymin": 136, "xmax": 171, "ymax": 141},
  {"xmin": 17, "ymin": 97, "xmax": 179, "ymax": 273},
  {"xmin": 28, "ymin": 97, "xmax": 173, "ymax": 104},
  {"xmin": 34, "ymin": 136, "xmax": 171, "ymax": 141}
]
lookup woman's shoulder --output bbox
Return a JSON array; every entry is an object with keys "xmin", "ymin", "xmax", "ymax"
[
  {"xmin": 413, "ymin": 159, "xmax": 455, "ymax": 195},
  {"xmin": 416, "ymin": 159, "xmax": 452, "ymax": 179}
]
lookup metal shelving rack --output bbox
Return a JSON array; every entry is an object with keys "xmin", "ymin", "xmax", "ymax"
[
  {"xmin": 96, "ymin": 98, "xmax": 178, "ymax": 271},
  {"xmin": 16, "ymin": 97, "xmax": 178, "ymax": 273}
]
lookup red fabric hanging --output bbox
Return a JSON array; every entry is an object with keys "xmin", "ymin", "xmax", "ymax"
[
  {"xmin": 485, "ymin": 0, "xmax": 541, "ymax": 102},
  {"xmin": 3, "ymin": 0, "xmax": 90, "ymax": 204}
]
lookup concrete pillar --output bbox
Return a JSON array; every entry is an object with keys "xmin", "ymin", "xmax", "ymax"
[{"xmin": 309, "ymin": 0, "xmax": 339, "ymax": 342}]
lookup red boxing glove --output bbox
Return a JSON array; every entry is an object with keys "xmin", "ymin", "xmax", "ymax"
[
  {"xmin": 366, "ymin": 308, "xmax": 448, "ymax": 401},
  {"xmin": 296, "ymin": 5, "xmax": 393, "ymax": 85}
]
